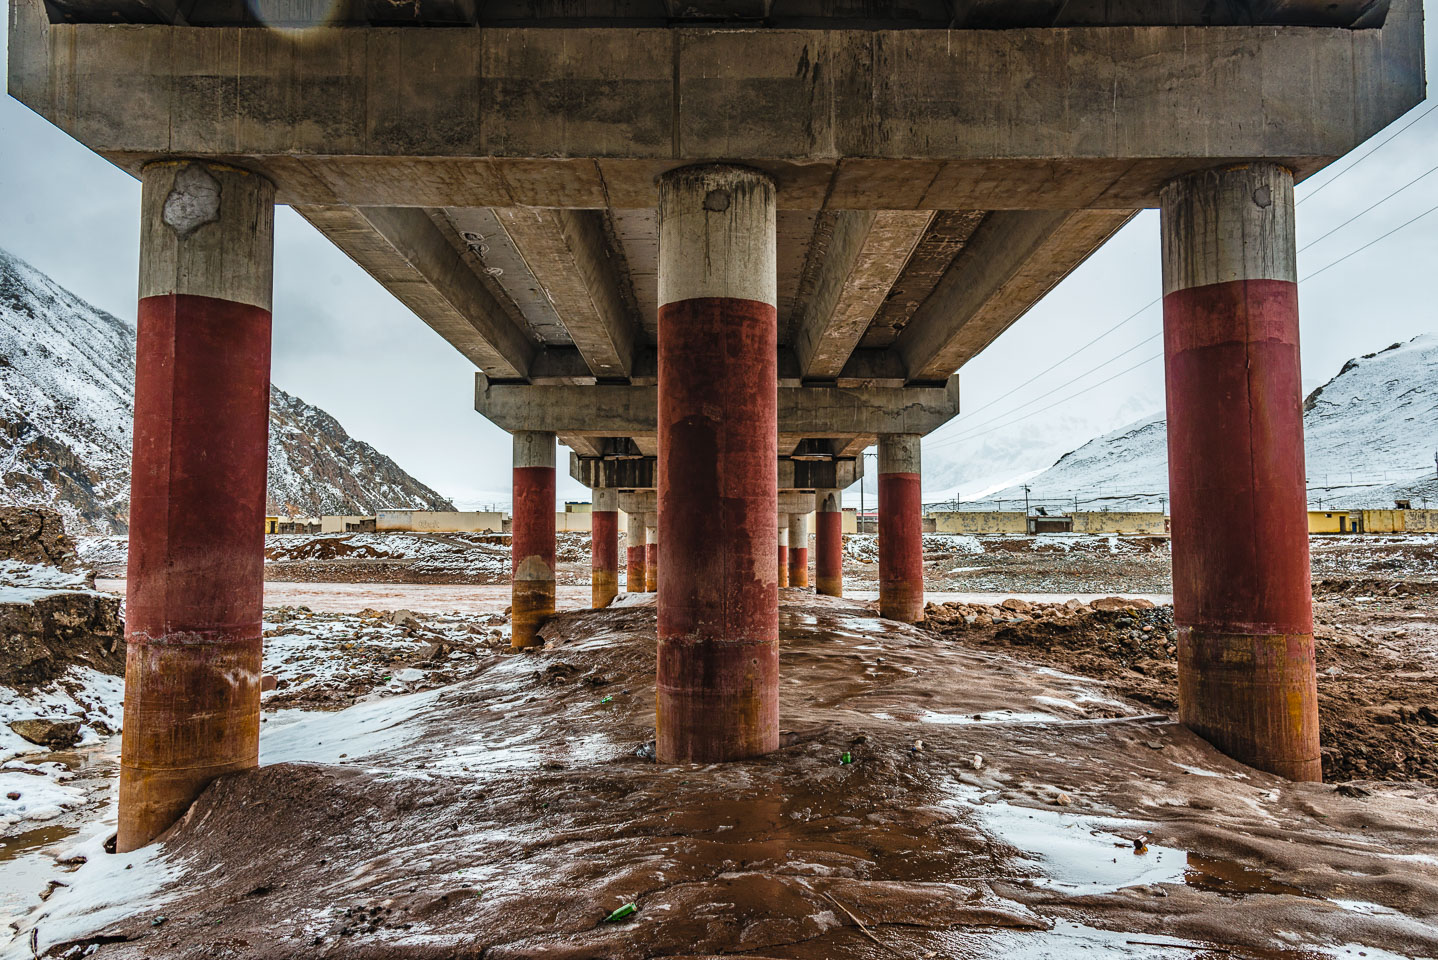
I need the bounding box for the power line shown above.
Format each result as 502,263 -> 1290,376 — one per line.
928,330 -> 1162,450
1297,101 -> 1438,206
1300,202 -> 1438,283
1297,162 -> 1438,253
925,195 -> 1438,449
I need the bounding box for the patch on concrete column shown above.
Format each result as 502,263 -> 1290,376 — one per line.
162,164 -> 222,237
514,554 -> 553,581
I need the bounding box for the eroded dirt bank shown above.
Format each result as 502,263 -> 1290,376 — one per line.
20,595 -> 1438,960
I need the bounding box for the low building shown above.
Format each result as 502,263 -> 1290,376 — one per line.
264,516 -> 279,535
1308,510 -> 1346,533
1071,511 -> 1168,535
320,515 -> 374,533
376,509 -> 507,533
931,511 -> 1026,535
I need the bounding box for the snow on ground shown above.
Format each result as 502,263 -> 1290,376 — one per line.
0,669 -> 123,764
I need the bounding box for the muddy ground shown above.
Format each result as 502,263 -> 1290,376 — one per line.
13,594 -> 1438,960
923,581 -> 1438,785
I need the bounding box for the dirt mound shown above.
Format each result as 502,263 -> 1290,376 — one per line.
27,597 -> 1438,960
923,596 -> 1438,784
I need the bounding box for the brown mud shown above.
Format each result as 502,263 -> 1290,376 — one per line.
29,595 -> 1438,960
922,584 -> 1438,784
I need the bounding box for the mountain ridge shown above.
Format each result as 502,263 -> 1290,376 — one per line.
0,248 -> 454,534
971,334 -> 1438,513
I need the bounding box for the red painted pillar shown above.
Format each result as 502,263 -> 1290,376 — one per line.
1161,163 -> 1320,781
816,488 -> 843,597
511,431 -> 556,649
645,516 -> 658,593
777,517 -> 789,588
879,434 -> 924,622
788,511 -> 810,589
591,488 -> 618,609
656,164 -> 778,763
118,160 -> 275,852
626,510 -> 647,593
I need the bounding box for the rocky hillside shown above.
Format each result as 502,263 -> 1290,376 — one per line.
978,334 -> 1438,512
0,249 -> 454,533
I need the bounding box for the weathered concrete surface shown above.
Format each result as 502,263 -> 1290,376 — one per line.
1161,163 -> 1319,782
481,375 -> 959,436
8,3 -> 1424,209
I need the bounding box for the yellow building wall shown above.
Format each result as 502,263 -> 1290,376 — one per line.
264,516 -> 279,534
931,511 -> 1027,534
555,511 -> 593,533
1402,509 -> 1438,533
1071,512 -> 1168,534
1308,511 -> 1344,533
1362,509 -> 1405,533
841,508 -> 858,535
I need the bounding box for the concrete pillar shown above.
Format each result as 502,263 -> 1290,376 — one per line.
118,160 -> 275,852
511,431 -> 556,649
656,164 -> 778,763
645,515 -> 659,593
777,516 -> 789,588
788,512 -> 810,589
878,434 -> 924,623
626,510 -> 647,593
591,488 -> 619,609
816,488 -> 843,597
1160,163 -> 1320,781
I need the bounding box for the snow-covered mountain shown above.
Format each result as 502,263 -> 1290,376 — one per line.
972,335 -> 1438,513
0,249 -> 454,533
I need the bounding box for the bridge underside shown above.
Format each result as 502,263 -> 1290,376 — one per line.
9,0 -> 1424,841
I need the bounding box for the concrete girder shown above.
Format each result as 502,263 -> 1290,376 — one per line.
489,208 -> 640,379
294,204 -> 535,378
570,453 -> 863,491
36,0 -> 1395,28
895,210 -> 1136,383
791,211 -> 934,380
10,6 -> 1424,210
778,491 -> 816,515
480,374 -> 959,437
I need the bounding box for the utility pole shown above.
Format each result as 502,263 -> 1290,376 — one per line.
1023,485 -> 1031,517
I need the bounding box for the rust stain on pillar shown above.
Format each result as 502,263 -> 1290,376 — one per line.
118,160 -> 274,852
816,489 -> 843,597
591,489 -> 618,609
656,165 -> 779,763
878,434 -> 924,623
1161,163 -> 1320,781
512,431 -> 556,649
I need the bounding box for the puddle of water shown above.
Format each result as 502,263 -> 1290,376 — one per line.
959,796 -> 1186,894
1183,854 -> 1307,898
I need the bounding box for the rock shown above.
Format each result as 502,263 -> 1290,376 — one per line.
389,609 -> 421,629
1051,792 -> 1072,806
999,598 -> 1030,614
1092,596 -> 1156,612
9,718 -> 83,749
260,675 -> 279,692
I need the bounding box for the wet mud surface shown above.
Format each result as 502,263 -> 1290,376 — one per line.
21,595 -> 1438,960
923,583 -> 1438,784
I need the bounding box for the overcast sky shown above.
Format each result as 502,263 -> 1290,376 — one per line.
1,15 -> 1434,509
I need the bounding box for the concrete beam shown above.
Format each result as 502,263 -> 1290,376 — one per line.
491,208 -> 639,379
895,210 -> 1136,382
792,211 -> 933,379
294,205 -> 535,378
10,2 -> 1424,210
481,374 -> 960,437
571,453 -> 656,490
778,457 -> 862,491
